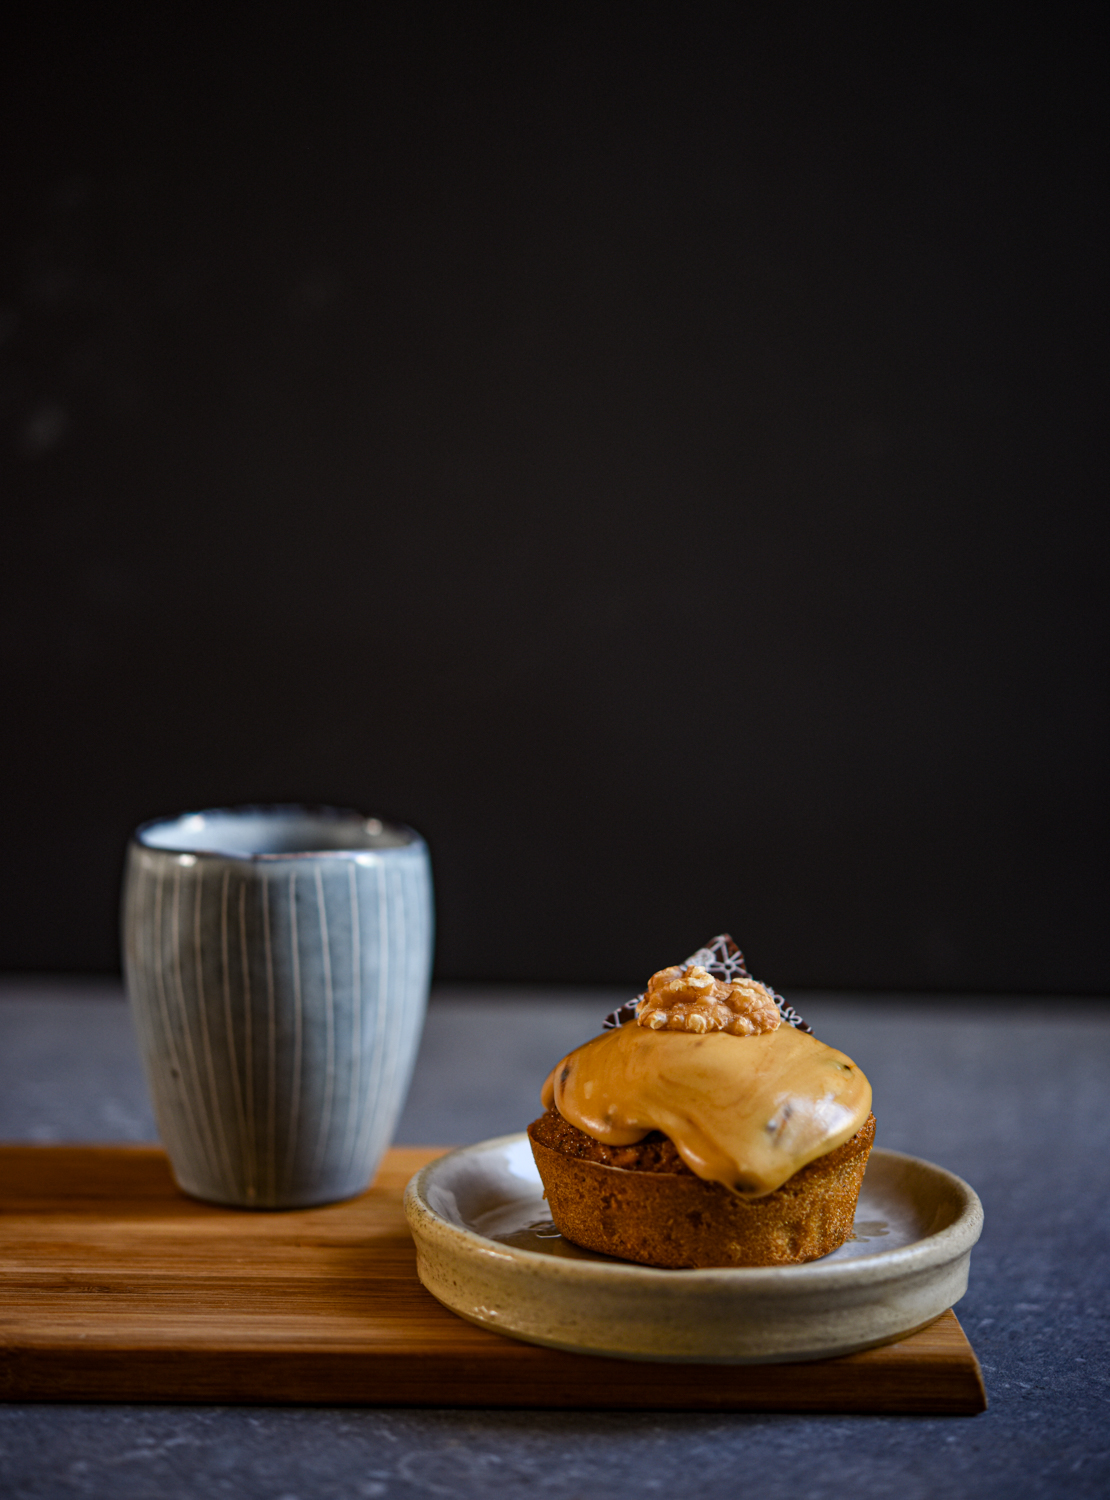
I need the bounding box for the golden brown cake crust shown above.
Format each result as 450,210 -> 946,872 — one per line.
527,1110 -> 876,1268
530,1109 -> 693,1174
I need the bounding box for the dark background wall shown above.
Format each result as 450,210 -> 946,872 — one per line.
2,5 -> 1106,992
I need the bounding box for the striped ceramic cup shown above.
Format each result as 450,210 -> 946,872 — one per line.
122,806 -> 433,1208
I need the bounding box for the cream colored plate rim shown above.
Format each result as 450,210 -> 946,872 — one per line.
404,1133 -> 984,1292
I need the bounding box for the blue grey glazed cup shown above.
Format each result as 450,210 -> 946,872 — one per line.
122,806 -> 433,1209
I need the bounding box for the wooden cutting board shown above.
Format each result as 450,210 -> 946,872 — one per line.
0,1145 -> 986,1413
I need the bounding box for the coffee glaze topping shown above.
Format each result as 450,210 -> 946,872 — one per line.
540,1023 -> 871,1198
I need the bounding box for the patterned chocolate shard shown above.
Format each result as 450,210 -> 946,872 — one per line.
769,993 -> 813,1034
603,932 -> 812,1034
602,998 -> 641,1030
687,932 -> 751,983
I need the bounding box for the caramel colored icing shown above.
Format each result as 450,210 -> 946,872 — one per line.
541,1023 -> 871,1198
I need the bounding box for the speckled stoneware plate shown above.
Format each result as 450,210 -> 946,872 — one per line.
404,1134 -> 983,1364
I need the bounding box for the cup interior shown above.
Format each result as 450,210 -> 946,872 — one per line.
137,806 -> 414,858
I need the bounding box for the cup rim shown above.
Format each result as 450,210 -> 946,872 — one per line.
131,804 -> 424,862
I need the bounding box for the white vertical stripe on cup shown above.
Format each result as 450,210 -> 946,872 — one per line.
354,861 -> 390,1172
173,865 -> 218,1187
283,868 -> 303,1193
387,863 -> 404,1084
372,860 -> 393,1163
401,861 -> 422,1070
413,871 -> 427,1058
134,863 -> 173,1138
311,865 -> 336,1180
128,870 -> 168,1134
153,867 -> 202,1173
262,870 -> 277,1204
239,881 -> 256,1201
387,864 -> 409,1142
221,868 -> 249,1197
341,862 -> 362,1182
399,861 -> 426,1094
194,862 -> 236,1199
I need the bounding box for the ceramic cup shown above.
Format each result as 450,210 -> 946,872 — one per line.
122,806 -> 433,1209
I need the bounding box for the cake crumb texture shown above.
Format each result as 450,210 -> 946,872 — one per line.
528,1110 -> 876,1268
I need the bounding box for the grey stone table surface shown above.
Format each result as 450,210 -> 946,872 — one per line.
0,978 -> 1107,1500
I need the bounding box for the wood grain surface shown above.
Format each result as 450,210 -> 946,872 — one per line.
0,1145 -> 986,1412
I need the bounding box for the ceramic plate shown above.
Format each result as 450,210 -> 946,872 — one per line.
404,1134 -> 983,1364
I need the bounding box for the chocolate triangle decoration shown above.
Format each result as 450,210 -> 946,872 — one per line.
603,933 -> 812,1034
602,997 -> 641,1029
687,932 -> 751,982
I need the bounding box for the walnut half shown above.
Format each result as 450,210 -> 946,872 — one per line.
636,964 -> 781,1037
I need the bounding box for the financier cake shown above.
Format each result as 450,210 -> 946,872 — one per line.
527,935 -> 875,1268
